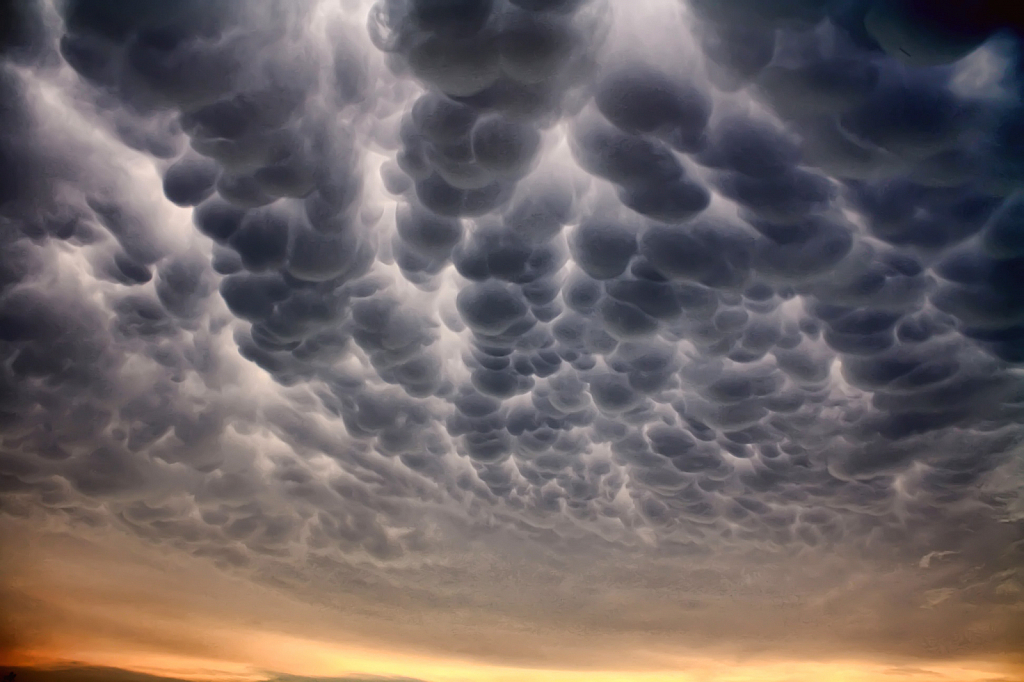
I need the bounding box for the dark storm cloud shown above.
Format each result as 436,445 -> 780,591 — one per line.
0,0 -> 1023,669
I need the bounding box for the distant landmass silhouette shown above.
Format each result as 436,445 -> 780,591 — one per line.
0,667 -> 192,682
1,665 -> 428,682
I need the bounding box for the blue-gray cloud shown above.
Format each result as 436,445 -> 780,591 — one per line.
1,0 -> 1023,667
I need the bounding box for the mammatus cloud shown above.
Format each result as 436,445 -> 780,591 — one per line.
1,0 -> 1023,679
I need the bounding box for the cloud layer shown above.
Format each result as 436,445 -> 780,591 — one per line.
1,0 -> 1023,673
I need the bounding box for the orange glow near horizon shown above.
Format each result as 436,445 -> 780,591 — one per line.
2,520 -> 1022,682
9,597 -> 1022,682
10,641 -> 1024,682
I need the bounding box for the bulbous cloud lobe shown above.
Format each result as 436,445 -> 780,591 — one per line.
1,0 -> 1023,670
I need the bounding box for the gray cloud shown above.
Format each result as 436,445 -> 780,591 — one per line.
1,0 -> 1023,673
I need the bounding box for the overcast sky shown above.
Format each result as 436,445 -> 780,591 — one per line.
1,1 -> 1023,681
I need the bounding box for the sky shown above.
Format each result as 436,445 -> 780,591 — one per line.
1,0 -> 1024,681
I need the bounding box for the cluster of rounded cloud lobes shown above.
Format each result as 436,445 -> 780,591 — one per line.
2,0 -> 1024,668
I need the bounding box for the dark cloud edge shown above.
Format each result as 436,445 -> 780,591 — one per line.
0,664 -> 428,682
